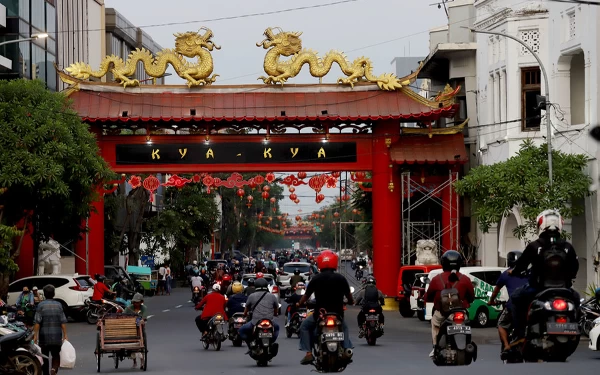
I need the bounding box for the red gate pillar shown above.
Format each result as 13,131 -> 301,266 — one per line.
15,220 -> 34,278
371,121 -> 401,302
441,169 -> 459,252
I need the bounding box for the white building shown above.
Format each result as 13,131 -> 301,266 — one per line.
474,0 -> 600,292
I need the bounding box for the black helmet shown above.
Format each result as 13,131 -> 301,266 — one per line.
294,269 -> 300,275
440,250 -> 463,272
255,278 -> 268,290
595,287 -> 600,302
366,276 -> 376,285
97,275 -> 106,282
247,278 -> 255,286
506,251 -> 522,268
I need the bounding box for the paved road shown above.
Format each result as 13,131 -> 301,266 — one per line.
65,283 -> 598,375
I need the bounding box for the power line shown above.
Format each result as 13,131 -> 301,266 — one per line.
546,0 -> 600,5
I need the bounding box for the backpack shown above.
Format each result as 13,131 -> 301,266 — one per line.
439,279 -> 462,314
539,241 -> 569,288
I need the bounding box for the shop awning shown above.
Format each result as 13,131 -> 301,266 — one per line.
390,133 -> 468,165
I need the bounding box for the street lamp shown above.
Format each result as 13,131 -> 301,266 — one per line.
0,33 -> 49,47
468,28 -> 553,187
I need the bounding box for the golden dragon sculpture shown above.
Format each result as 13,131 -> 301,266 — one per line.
64,27 -> 220,88
256,27 -> 410,90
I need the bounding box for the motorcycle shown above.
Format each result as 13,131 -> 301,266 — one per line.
504,288 -> 580,363
362,308 -> 384,346
0,329 -> 46,375
432,308 -> 477,366
85,299 -> 124,325
285,307 -> 307,338
202,313 -> 228,351
191,286 -> 206,304
579,297 -> 600,337
228,313 -> 247,347
248,319 -> 279,367
311,310 -> 353,372
355,266 -> 364,281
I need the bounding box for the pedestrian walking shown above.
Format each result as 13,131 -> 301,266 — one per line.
158,265 -> 166,295
165,263 -> 172,295
33,285 -> 68,375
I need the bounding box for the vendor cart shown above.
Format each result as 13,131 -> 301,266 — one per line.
127,266 -> 157,297
95,314 -> 148,372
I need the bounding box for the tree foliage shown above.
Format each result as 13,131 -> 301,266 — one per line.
0,79 -> 114,267
454,140 -> 592,238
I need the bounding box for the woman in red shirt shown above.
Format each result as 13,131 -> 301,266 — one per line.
194,284 -> 227,337
92,276 -> 115,301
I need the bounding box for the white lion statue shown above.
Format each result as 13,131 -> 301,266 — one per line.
38,239 -> 62,275
415,239 -> 439,265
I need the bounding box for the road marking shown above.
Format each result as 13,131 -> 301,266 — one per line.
187,300 -> 192,303
147,315 -> 154,319
175,305 -> 182,308
162,309 -> 170,312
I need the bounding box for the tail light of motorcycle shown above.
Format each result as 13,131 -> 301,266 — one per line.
368,309 -> 376,313
453,311 -> 465,324
236,318 -> 244,323
552,299 -> 568,311
300,313 -> 307,317
193,287 -> 200,292
326,317 -> 336,327
555,316 -> 568,323
214,314 -> 224,322
259,320 -> 272,328
272,286 -> 279,294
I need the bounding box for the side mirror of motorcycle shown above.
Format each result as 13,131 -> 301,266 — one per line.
350,286 -> 355,294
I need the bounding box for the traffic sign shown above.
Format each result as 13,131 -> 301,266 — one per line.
140,255 -> 155,267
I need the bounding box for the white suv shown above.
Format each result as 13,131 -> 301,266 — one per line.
7,274 -> 95,318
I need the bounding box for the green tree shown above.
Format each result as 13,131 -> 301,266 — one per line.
454,140 -> 592,239
0,79 -> 114,276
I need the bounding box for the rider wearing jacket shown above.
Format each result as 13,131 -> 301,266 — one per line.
290,269 -> 304,289
244,278 -> 256,296
285,282 -> 305,327
298,250 -> 354,365
355,276 -> 385,338
510,209 -> 580,339
424,250 -> 474,358
194,284 -> 227,337
226,282 -> 247,316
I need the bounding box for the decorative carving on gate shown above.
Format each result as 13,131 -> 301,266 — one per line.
256,27 -> 412,90
415,239 -> 439,265
62,28 -> 220,88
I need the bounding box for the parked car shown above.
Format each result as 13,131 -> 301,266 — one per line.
396,264 -> 442,317
340,249 -> 354,262
423,267 -> 508,327
7,274 -> 95,318
241,273 -> 281,311
232,250 -> 250,264
277,262 -> 310,297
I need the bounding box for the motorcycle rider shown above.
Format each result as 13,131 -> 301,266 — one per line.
297,250 -> 354,365
290,269 -> 304,289
308,257 -> 318,277
488,250 -> 527,353
285,282 -> 305,327
244,278 -> 256,296
199,269 -> 210,286
509,209 -> 580,340
221,274 -> 233,295
114,277 -> 134,306
424,250 -> 475,358
194,283 -> 228,338
232,260 -> 243,275
355,276 -> 385,338
267,260 -> 277,278
92,275 -> 116,302
226,282 -> 247,316
239,278 -> 280,349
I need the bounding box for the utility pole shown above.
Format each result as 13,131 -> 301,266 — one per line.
469,28 -> 553,186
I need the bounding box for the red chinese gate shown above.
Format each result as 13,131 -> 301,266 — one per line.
16,82 -> 467,297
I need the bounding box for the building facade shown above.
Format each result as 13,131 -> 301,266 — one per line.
474,0 -> 600,292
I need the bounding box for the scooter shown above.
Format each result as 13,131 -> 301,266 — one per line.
285,307 -> 307,338
362,308 -> 384,346
247,319 -> 278,366
201,313 -> 228,351
432,308 -> 477,366
85,298 -> 124,325
312,310 -> 352,372
228,312 -> 247,347
0,324 -> 46,375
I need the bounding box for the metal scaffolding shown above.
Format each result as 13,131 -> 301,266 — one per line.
401,171 -> 459,264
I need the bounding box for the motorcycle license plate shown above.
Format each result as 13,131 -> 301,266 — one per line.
258,332 -> 273,338
322,332 -> 344,341
234,324 -> 242,328
366,315 -> 378,321
546,322 -> 579,335
447,325 -> 471,335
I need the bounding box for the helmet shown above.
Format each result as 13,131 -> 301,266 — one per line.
506,251 -> 523,268
309,256 -> 314,261
440,250 -> 463,272
97,275 -> 106,282
247,278 -> 255,286
194,270 -> 200,276
536,209 -> 563,234
595,287 -> 600,301
255,278 -> 269,290
232,282 -> 243,294
192,260 -> 198,265
316,250 -> 338,271
212,283 -> 221,291
201,269 -> 206,274
294,269 -> 300,275
256,272 -> 264,279
223,274 -> 232,282
366,276 -> 376,285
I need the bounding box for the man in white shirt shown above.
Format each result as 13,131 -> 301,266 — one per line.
191,274 -> 203,288
158,266 -> 166,295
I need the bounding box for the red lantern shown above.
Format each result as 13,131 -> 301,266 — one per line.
265,220 -> 270,225
263,185 -> 270,192
356,171 -> 367,180
249,180 -> 257,190
262,191 -> 270,200
236,188 -> 245,198
321,215 -> 325,219
317,193 -> 325,201
331,172 -> 341,178
270,197 -> 276,204
246,195 -> 254,202
298,172 -> 307,179
289,193 -> 297,201
294,199 -> 300,204
142,175 -> 160,202
272,207 -> 276,212
296,215 -> 301,221
333,212 -> 340,218
342,194 -> 350,201
265,172 -> 276,183
289,187 -> 295,193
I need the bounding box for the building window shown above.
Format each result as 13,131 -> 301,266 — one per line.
518,29 -> 540,56
521,67 -> 541,130
568,12 -> 576,40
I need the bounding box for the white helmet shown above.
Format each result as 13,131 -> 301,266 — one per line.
536,209 -> 563,234
212,283 -> 221,291
193,260 -> 198,265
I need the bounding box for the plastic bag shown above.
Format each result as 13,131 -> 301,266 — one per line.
60,340 -> 76,369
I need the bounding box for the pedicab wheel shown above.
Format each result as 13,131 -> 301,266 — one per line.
96,333 -> 101,372
143,350 -> 148,371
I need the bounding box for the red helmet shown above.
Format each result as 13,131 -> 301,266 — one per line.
223,274 -> 232,282
256,272 -> 264,279
309,256 -> 314,261
316,250 -> 338,270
